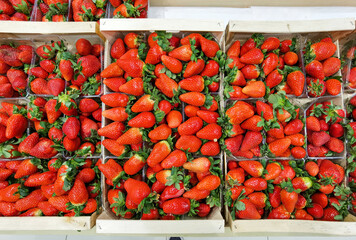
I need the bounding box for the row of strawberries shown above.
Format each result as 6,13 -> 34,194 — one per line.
224,34 -> 342,99
0,0 -> 147,21
0,37 -> 103,98
97,31 -> 225,219
0,37 -> 105,216
226,159 -> 351,220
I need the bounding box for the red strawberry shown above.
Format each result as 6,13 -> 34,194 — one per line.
30,139 -> 58,159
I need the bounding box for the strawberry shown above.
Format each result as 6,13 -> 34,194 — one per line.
14,158 -> 38,179
183,186 -> 210,200
59,59 -> 73,81
116,127 -> 143,145
307,203 -> 323,219
124,178 -> 150,205
305,60 -> 325,80
196,123 -> 221,141
201,60 -> 219,77
323,57 -> 340,77
166,110 -> 183,128
240,48 -> 264,65
102,139 -> 126,157
269,138 -> 291,156
68,179 -> 88,206
178,117 -> 203,136
161,149 -> 187,169
98,122 -> 125,139
310,131 -> 330,147
234,198 -> 261,219
124,152 -> 147,176
116,59 -> 145,78
149,124 -> 172,141
306,116 -> 320,131
102,107 -> 128,122
183,59 -> 205,78
5,113 -> 27,139
264,162 -> 281,180
286,70 -> 304,96
200,36 -> 219,58
155,73 -> 178,98
242,80 -> 265,98
30,139 -> 58,159
0,202 -> 18,216
111,38 -> 125,59
284,52 -> 298,66
281,186 -> 299,213
162,197 -> 191,215
179,75 -> 205,92
200,141 -> 220,156
262,52 -> 279,76
239,131 -> 263,152
15,189 -> 46,212
196,175 -> 220,191
79,99 -> 99,113
168,45 -> 193,62
101,62 -> 124,78
18,133 -> 39,155
175,135 -> 201,153
267,205 -> 290,219
128,112 -> 155,129
226,101 -> 254,125
292,177 -> 313,192
48,195 -> 71,213
45,99 -> 62,124
62,117 -> 80,140
325,137 -> 344,153
161,55 -> 182,74
239,161 -> 263,177
24,171 -> 56,187
261,37 -> 280,52
308,79 -> 326,97
227,40 -> 240,58
0,168 -> 12,181
284,119 -> 303,135
183,157 -> 210,173
308,41 -> 337,61
38,201 -> 59,216
325,79 -> 341,96
147,140 -> 171,167
77,55 -> 101,78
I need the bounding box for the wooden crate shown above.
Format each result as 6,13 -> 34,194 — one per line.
0,21 -> 104,230
97,18 -> 225,234
224,18 -> 356,235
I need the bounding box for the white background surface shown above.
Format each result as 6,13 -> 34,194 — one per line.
2,5 -> 356,240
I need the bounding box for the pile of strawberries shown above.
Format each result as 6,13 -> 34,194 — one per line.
0,156 -> 100,216
226,159 -> 351,221
31,38 -> 103,96
305,37 -> 342,97
224,34 -> 305,99
0,43 -> 33,97
223,92 -> 306,160
0,0 -> 34,21
110,0 -> 147,19
98,31 -> 223,219
0,97 -> 101,216
306,100 -> 345,157
33,0 -> 70,22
